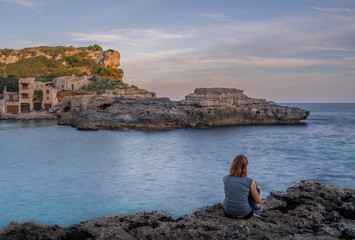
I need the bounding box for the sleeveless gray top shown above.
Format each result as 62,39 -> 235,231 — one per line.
223,175 -> 253,216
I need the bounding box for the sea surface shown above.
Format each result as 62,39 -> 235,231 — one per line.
0,103 -> 354,228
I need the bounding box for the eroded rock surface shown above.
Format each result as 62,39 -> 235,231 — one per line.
58,88 -> 310,130
1,180 -> 354,240
0,47 -> 120,68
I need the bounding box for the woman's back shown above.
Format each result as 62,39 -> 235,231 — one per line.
223,175 -> 253,216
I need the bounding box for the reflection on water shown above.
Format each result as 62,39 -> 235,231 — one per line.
0,119 -> 58,130
0,103 -> 354,227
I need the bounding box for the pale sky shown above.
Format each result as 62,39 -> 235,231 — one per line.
1,0 -> 354,102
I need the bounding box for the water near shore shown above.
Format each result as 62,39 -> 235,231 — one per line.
0,103 -> 354,228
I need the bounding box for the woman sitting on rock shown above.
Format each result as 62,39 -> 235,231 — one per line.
223,154 -> 262,219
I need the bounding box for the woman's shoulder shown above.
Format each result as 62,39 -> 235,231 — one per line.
244,176 -> 254,186
223,175 -> 238,183
224,175 -> 253,183
223,175 -> 231,181
245,176 -> 253,181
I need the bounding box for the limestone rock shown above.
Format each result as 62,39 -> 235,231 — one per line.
103,50 -> 120,68
58,87 -> 310,130
1,180 -> 354,239
0,47 -> 120,68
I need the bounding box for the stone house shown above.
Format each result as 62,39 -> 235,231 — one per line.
52,75 -> 89,92
2,86 -> 20,113
19,78 -> 58,113
0,99 -> 4,115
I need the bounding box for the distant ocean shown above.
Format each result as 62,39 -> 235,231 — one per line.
0,103 -> 354,228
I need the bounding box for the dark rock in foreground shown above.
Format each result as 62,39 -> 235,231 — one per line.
57,88 -> 310,130
1,180 -> 354,240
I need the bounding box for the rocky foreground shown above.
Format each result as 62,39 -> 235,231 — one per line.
1,180 -> 354,240
58,88 -> 310,130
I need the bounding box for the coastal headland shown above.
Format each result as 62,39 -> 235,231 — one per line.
57,87 -> 310,130
0,45 -> 309,129
1,180 -> 354,239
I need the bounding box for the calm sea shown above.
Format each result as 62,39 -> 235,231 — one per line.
0,103 -> 354,228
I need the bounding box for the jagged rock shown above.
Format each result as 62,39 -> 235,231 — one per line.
58,88 -> 310,130
1,180 -> 354,239
103,51 -> 120,68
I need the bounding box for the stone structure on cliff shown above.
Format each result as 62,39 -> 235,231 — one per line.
57,88 -> 310,130
1,180 -> 354,239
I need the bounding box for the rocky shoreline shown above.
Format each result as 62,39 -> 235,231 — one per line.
57,88 -> 310,130
1,180 -> 354,240
1,88 -> 310,129
0,112 -> 58,120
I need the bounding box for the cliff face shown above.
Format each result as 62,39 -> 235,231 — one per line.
58,87 -> 310,130
103,51 -> 120,68
0,46 -> 120,68
1,180 -> 354,239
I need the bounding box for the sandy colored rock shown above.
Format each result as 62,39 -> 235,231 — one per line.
103,51 -> 120,68
0,47 -> 120,68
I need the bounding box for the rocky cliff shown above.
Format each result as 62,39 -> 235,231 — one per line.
0,46 -> 120,68
58,88 -> 310,130
1,180 -> 354,240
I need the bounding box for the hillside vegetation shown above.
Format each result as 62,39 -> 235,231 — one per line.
0,45 -> 144,94
0,44 -> 123,83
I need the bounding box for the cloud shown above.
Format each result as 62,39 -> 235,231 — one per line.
172,13 -> 227,20
71,29 -> 195,49
72,33 -> 125,43
70,8 -> 355,102
301,46 -> 349,51
123,49 -> 353,69
0,0 -> 40,7
308,7 -> 354,13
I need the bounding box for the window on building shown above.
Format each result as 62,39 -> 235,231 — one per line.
22,93 -> 29,99
62,84 -> 64,89
46,90 -> 49,94
47,97 -> 49,100
22,83 -> 29,89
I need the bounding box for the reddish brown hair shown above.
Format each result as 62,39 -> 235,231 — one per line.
229,154 -> 248,177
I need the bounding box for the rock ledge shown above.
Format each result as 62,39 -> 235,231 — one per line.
58,88 -> 310,130
1,180 -> 354,240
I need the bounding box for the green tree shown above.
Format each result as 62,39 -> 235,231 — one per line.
98,66 -> 123,80
0,76 -> 19,93
33,90 -> 43,101
87,44 -> 103,51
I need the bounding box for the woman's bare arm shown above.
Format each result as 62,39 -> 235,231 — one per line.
251,181 -> 262,204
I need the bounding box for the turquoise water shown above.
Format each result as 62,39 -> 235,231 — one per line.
0,103 -> 354,227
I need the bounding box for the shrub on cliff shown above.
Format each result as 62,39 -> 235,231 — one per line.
4,56 -> 66,77
87,44 -> 103,51
0,45 -> 123,81
0,48 -> 15,57
66,52 -> 90,67
83,76 -> 129,92
3,55 -> 94,78
97,66 -> 123,80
